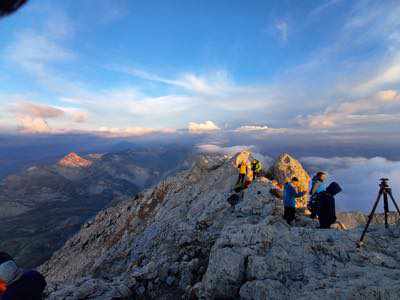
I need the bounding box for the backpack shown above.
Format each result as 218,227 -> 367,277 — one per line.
227,194 -> 240,207
308,192 -> 321,211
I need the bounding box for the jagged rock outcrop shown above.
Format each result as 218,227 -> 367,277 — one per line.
40,151 -> 400,299
270,153 -> 310,208
58,152 -> 93,168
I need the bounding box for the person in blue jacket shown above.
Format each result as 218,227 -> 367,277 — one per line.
0,252 -> 46,300
283,177 -> 306,225
308,171 -> 327,219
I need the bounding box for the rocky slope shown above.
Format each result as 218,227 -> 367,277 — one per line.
0,148 -> 190,268
40,152 -> 400,299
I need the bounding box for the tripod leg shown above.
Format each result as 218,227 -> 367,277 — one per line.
384,192 -> 389,228
388,191 -> 400,216
358,190 -> 383,245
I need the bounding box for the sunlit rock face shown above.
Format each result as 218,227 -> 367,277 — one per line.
57,152 -> 93,168
41,151 -> 400,300
270,153 -> 310,208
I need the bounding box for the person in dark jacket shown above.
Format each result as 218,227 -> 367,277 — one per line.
318,182 -> 342,229
283,177 -> 306,225
0,252 -> 46,300
308,171 -> 327,219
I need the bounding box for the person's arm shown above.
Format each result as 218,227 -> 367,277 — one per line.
287,184 -> 304,198
295,190 -> 306,198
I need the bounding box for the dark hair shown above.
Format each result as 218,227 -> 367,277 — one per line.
0,252 -> 13,265
316,171 -> 326,179
292,177 -> 299,182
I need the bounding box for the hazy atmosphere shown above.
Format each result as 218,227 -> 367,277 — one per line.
1,1 -> 400,298
1,0 -> 399,212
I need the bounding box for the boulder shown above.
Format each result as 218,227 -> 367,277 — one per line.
270,153 -> 310,208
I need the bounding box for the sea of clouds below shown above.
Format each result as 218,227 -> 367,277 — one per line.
300,156 -> 400,213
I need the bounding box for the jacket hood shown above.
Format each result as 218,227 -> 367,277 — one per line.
326,182 -> 342,196
0,260 -> 23,285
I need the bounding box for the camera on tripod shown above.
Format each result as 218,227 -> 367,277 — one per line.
380,178 -> 389,189
358,177 -> 400,247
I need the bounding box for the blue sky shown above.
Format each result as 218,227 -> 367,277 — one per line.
0,0 -> 399,136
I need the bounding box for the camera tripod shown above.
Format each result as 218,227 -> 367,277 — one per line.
357,178 -> 400,247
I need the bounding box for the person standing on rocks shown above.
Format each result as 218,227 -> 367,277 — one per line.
251,159 -> 262,179
283,177 -> 307,225
308,171 -> 327,219
236,160 -> 248,186
318,182 -> 342,229
0,252 -> 46,300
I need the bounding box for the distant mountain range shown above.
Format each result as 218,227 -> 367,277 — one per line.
0,147 -> 191,268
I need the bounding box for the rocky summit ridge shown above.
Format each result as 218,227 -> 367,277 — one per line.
40,152 -> 400,299
58,152 -> 93,168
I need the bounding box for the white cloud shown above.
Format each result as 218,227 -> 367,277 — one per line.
298,90 -> 400,129
61,88 -> 196,128
188,121 -> 220,133
235,125 -> 269,132
9,101 -> 89,133
6,30 -> 74,73
97,126 -> 175,137
353,56 -> 400,94
115,66 -> 231,96
377,89 -> 400,102
275,20 -> 288,42
59,107 -> 89,123
300,156 -> 400,212
13,102 -> 65,119
234,125 -> 290,135
16,116 -> 51,133
309,0 -> 342,16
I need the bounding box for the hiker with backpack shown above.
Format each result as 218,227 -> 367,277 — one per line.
318,182 -> 342,229
236,160 -> 248,186
308,171 -> 327,219
0,252 -> 46,300
283,177 -> 307,225
251,159 -> 262,178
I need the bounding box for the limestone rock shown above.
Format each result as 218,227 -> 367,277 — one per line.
271,153 -> 310,208
40,151 -> 400,300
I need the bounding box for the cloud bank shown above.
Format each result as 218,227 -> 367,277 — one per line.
301,156 -> 400,212
10,102 -> 88,133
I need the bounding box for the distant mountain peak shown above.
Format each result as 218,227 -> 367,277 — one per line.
58,152 -> 92,168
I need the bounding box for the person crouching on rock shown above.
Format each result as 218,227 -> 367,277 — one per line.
0,252 -> 46,300
318,182 -> 342,229
236,160 -> 248,186
283,177 -> 307,225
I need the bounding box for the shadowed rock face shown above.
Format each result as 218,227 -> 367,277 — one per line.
40,152 -> 400,300
271,153 -> 310,208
